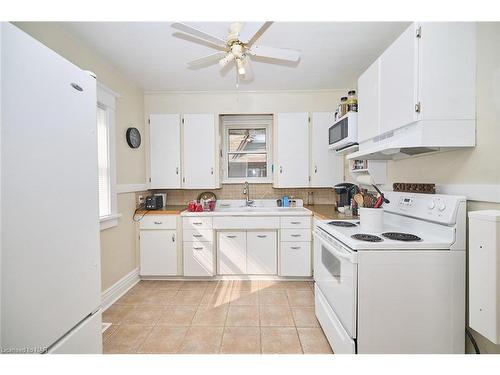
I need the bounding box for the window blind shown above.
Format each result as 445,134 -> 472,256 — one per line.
97,106 -> 111,218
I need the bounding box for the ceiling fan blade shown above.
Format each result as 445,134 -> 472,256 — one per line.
171,22 -> 227,47
249,45 -> 301,62
173,32 -> 226,51
187,52 -> 227,67
238,22 -> 272,45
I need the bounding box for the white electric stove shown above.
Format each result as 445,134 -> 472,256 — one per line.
313,191 -> 467,354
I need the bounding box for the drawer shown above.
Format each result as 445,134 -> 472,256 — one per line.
139,215 -> 177,230
182,216 -> 213,230
281,229 -> 312,242
281,216 -> 311,229
280,242 -> 312,277
183,229 -> 213,242
213,216 -> 279,229
183,241 -> 214,277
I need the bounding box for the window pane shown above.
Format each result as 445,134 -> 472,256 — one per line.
97,107 -> 111,217
228,128 -> 266,152
228,153 -> 267,178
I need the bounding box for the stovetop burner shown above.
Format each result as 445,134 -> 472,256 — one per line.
351,233 -> 383,242
382,232 -> 422,242
328,221 -> 358,227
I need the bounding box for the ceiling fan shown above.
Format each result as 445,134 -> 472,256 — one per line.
171,22 -> 301,86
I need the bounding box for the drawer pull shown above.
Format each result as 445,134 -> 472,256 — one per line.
257,235 -> 267,238
192,222 -> 203,225
154,221 -> 162,225
226,235 -> 237,238
290,221 -> 301,224
291,246 -> 301,250
193,246 -> 204,250
291,234 -> 302,237
193,234 -> 203,238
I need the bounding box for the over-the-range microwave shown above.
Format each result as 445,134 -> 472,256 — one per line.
328,112 -> 358,151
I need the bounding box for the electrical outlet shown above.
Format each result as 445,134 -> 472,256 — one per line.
137,194 -> 145,206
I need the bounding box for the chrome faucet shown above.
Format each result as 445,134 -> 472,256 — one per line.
243,181 -> 254,207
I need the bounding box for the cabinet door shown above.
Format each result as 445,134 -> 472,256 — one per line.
418,22 -> 476,121
379,23 -> 418,134
183,241 -> 214,277
247,231 -> 277,275
217,231 -> 247,275
358,59 -> 380,142
140,230 -> 177,276
149,114 -> 181,188
182,114 -> 218,189
274,112 -> 310,188
280,242 -> 312,277
310,112 -> 343,187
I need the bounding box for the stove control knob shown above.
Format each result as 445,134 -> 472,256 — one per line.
438,201 -> 446,211
428,200 -> 436,210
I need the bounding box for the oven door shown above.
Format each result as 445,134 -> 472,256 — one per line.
313,230 -> 358,338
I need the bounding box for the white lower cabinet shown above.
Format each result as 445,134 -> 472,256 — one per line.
280,242 -> 312,277
247,231 -> 278,275
218,231 -> 247,275
183,241 -> 214,277
139,215 -> 178,276
216,230 -> 278,275
140,230 -> 178,276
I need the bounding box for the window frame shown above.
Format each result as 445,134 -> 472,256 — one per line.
97,83 -> 120,230
221,116 -> 273,184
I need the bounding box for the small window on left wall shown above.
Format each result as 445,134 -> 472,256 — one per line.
97,83 -> 120,230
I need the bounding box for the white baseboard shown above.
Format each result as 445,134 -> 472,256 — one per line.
101,268 -> 140,311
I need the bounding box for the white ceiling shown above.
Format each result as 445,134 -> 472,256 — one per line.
60,22 -> 410,91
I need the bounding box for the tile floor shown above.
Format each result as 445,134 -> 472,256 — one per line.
102,280 -> 333,354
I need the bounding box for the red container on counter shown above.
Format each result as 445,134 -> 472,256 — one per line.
187,201 -> 197,212
208,200 -> 216,211
195,203 -> 204,212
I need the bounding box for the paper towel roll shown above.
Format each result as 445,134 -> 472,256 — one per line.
355,174 -> 374,186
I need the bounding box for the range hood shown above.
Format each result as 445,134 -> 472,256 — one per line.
347,120 -> 476,161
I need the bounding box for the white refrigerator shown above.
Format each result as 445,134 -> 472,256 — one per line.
1,22 -> 102,353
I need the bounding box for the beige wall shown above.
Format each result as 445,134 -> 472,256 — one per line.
385,23 -> 500,354
14,22 -> 146,291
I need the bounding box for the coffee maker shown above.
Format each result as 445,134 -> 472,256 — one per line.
334,183 -> 357,210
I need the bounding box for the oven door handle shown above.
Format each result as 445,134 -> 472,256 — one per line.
313,231 -> 356,263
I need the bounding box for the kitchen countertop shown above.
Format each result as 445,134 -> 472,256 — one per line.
304,204 -> 359,221
137,205 -> 186,215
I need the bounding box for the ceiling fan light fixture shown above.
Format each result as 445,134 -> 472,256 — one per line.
236,58 -> 246,75
219,53 -> 235,67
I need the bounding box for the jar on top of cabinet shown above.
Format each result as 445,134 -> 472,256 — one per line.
347,90 -> 358,112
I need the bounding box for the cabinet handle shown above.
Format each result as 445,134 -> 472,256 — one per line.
291,246 -> 301,250
154,221 -> 162,225
193,234 -> 203,238
280,166 -> 283,174
172,234 -> 175,242
226,235 -> 237,238
210,167 -> 214,175
257,235 -> 267,238
193,246 -> 204,250
291,234 -> 301,237
314,165 -> 318,173
176,167 -> 179,175
291,221 -> 301,224
70,82 -> 83,92
192,222 -> 203,225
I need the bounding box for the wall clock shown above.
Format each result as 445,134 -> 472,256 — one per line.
126,127 -> 141,149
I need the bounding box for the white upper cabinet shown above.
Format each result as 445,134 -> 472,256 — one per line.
274,112 -> 310,188
357,59 -> 381,143
149,114 -> 181,189
310,112 -> 344,187
379,23 -> 418,134
182,114 -> 219,189
417,22 -> 476,121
